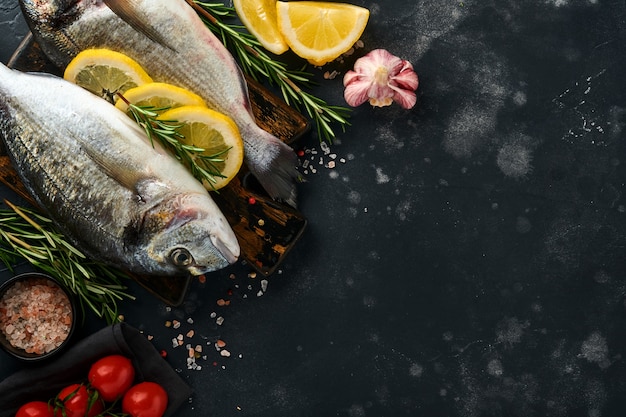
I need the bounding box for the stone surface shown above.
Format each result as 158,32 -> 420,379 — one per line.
1,1 -> 625,416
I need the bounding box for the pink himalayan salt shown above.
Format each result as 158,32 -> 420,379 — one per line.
0,278 -> 72,355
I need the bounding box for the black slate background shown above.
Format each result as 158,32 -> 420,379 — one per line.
1,1 -> 626,416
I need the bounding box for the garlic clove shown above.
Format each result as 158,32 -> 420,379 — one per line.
342,48 -> 418,109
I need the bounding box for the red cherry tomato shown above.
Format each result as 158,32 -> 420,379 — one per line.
122,382 -> 168,417
15,401 -> 54,417
88,354 -> 136,402
54,384 -> 104,417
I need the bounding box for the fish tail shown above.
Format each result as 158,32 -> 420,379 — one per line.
244,127 -> 299,207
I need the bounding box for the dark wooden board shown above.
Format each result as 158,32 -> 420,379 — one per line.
2,34 -> 309,306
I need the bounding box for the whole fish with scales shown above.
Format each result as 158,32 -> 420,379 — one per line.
19,0 -> 300,206
0,63 -> 240,276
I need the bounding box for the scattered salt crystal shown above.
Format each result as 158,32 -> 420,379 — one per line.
172,320 -> 181,329
220,350 -> 231,357
186,330 -> 195,338
187,318 -> 194,324
216,316 -> 224,326
171,338 -> 178,348
257,290 -> 264,297
327,161 -> 336,169
210,312 -> 217,319
261,279 -> 268,292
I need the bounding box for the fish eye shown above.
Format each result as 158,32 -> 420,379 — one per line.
170,248 -> 193,267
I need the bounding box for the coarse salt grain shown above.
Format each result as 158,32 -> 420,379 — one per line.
0,278 -> 72,355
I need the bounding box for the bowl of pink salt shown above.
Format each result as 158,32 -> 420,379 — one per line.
0,272 -> 77,361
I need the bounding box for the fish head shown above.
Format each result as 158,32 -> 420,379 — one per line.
134,193 -> 240,276
18,0 -> 98,66
19,0 -> 79,25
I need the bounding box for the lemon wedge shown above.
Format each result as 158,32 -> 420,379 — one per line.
115,82 -> 207,114
276,1 -> 370,66
234,0 -> 288,55
64,49 -> 153,103
158,106 -> 244,191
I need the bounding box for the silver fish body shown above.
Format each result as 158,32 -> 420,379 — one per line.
0,64 -> 240,276
19,0 -> 299,206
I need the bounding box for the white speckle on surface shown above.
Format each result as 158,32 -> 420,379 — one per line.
347,191 -> 361,205
362,295 -> 376,308
443,104 -> 497,159
496,143 -> 533,179
547,0 -> 570,7
409,363 -> 423,377
375,167 -> 390,184
487,359 -> 504,377
395,200 -> 412,221
580,332 -> 610,368
513,90 -> 527,106
495,317 -> 528,345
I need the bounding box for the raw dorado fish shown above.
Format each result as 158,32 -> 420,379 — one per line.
0,63 -> 239,276
19,0 -> 300,206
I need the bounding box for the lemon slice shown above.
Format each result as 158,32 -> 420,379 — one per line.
158,106 -> 244,190
64,49 -> 153,103
115,82 -> 207,114
276,1 -> 370,66
234,0 -> 288,55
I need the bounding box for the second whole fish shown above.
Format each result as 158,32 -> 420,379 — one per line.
0,63 -> 240,276
19,0 -> 300,206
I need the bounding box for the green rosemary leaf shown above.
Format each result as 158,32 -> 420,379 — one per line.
0,201 -> 134,323
191,0 -> 351,143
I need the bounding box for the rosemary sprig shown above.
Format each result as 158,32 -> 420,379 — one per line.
190,1 -> 352,143
119,96 -> 229,190
0,200 -> 133,323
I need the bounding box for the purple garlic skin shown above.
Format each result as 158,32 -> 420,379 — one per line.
343,49 -> 419,109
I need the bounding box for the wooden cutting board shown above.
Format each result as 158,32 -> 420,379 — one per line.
2,34 -> 309,306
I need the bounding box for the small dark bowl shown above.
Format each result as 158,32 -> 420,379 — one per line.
0,272 -> 78,362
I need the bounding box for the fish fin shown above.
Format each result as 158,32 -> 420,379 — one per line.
80,137 -> 150,198
103,0 -> 176,51
246,129 -> 300,208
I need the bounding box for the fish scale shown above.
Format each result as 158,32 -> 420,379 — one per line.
20,0 -> 300,206
0,64 -> 240,276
